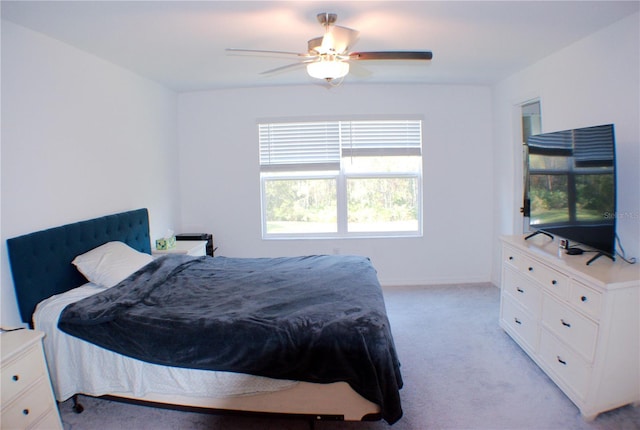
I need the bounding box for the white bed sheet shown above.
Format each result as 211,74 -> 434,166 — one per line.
34,284 -> 298,402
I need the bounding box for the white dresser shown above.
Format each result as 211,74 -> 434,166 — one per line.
1,329 -> 63,430
499,234 -> 639,420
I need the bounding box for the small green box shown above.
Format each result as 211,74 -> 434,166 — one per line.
155,236 -> 176,250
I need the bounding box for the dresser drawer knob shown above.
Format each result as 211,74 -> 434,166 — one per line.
12,374 -> 19,381
561,319 -> 571,328
551,280 -> 557,285
22,408 -> 30,416
514,317 -> 522,325
557,356 -> 567,366
528,267 -> 534,272
581,296 -> 588,302
516,287 -> 524,293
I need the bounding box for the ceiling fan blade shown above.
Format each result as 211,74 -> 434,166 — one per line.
350,51 -> 433,61
307,36 -> 323,54
226,48 -> 308,57
322,25 -> 359,54
260,61 -> 312,75
347,61 -> 372,78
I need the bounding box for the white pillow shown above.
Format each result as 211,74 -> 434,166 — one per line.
72,241 -> 153,288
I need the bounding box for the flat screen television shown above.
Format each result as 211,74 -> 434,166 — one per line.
524,124 -> 616,263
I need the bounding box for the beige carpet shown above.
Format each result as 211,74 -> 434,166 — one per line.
58,283 -> 640,429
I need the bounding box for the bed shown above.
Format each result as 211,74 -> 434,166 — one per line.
7,208 -> 403,425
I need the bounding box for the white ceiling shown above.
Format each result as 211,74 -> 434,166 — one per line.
2,1 -> 638,92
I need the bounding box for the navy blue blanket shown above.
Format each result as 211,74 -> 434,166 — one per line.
59,254 -> 403,424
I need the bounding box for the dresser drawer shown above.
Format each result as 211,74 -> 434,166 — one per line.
569,281 -> 603,320
502,246 -> 525,271
503,268 -> 542,316
1,344 -> 46,403
503,247 -> 530,273
526,262 -> 569,299
501,295 -> 538,351
542,294 -> 598,361
503,246 -> 569,298
1,377 -> 55,429
539,329 -> 590,400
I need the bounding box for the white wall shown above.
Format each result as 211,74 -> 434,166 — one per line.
491,13 -> 640,284
1,21 -> 180,326
177,83 -> 494,286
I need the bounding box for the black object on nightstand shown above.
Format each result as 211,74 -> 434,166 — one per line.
175,233 -> 215,256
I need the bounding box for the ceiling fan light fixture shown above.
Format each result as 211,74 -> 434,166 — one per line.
307,59 -> 349,81
229,13 -> 432,85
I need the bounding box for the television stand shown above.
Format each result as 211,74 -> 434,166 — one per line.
586,251 -> 614,266
524,230 -> 554,241
499,235 -> 639,421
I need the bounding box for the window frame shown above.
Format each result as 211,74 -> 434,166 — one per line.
259,118 -> 423,240
260,171 -> 341,238
342,171 -> 422,237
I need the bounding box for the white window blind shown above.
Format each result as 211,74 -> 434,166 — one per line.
259,122 -> 341,172
341,120 -> 422,157
259,119 -> 422,171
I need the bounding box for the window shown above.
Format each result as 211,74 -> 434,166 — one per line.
259,119 -> 423,238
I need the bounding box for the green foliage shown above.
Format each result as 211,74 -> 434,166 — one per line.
265,179 -> 337,223
264,176 -> 419,231
347,178 -> 418,223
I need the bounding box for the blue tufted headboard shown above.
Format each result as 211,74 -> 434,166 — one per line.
7,208 -> 151,325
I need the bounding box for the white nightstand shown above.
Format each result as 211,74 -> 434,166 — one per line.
152,240 -> 207,257
1,329 -> 63,430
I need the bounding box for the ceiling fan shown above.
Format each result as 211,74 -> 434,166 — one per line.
226,12 -> 433,83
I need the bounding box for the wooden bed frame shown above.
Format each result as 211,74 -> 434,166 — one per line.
6,209 -> 382,426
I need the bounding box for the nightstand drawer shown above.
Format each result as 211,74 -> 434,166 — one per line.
1,344 -> 46,403
542,294 -> 598,361
1,329 -> 63,430
1,377 -> 55,429
31,408 -> 64,430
